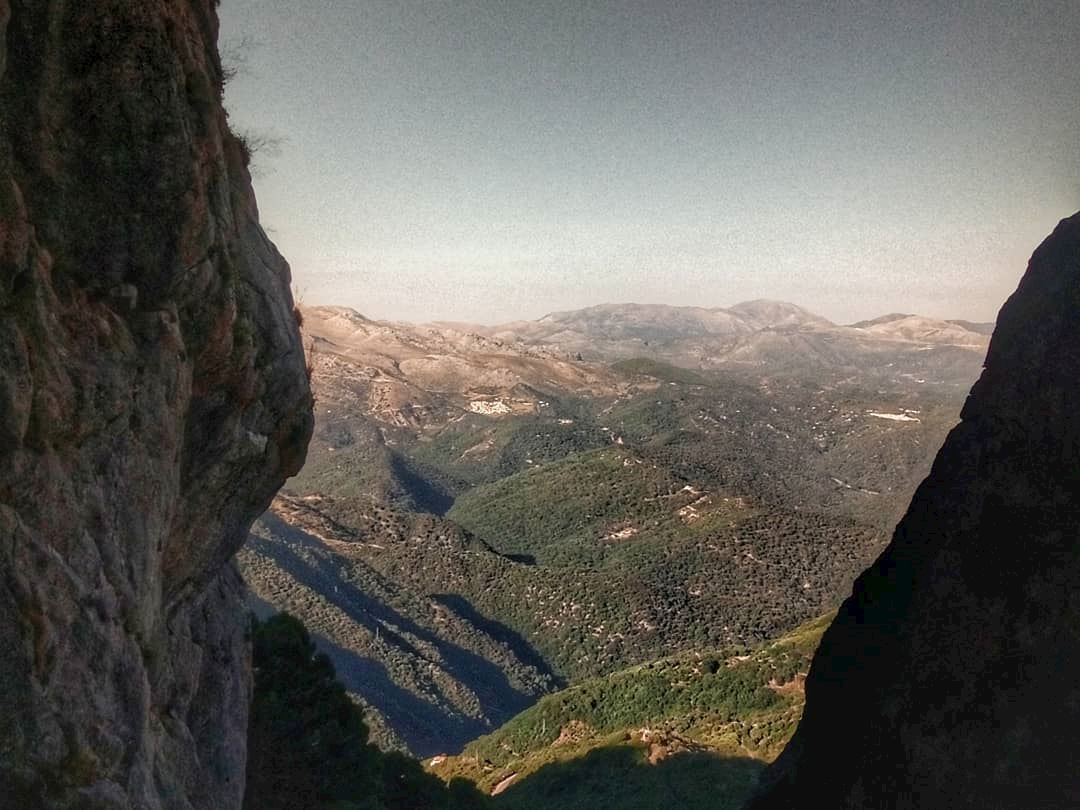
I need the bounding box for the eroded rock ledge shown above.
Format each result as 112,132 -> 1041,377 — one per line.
0,2 -> 313,807
747,212 -> 1080,809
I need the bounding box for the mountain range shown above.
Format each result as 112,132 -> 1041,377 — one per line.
435,300 -> 990,371
238,299 -> 989,758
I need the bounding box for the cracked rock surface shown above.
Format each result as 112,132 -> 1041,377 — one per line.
0,2 -> 313,807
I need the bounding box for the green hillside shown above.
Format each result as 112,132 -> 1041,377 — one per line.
448,447 -> 752,566
430,613 -> 831,807
248,324 -> 972,755
407,410 -> 611,494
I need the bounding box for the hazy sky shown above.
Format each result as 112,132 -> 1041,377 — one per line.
219,1 -> 1079,324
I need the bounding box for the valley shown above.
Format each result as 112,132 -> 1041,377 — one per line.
238,301 -> 988,762
7,3 -> 1070,806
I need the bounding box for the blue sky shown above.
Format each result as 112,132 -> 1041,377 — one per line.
219,0 -> 1079,324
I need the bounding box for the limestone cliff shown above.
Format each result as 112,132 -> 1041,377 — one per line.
0,2 -> 313,807
747,213 -> 1080,808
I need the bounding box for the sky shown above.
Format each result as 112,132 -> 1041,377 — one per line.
218,0 -> 1080,325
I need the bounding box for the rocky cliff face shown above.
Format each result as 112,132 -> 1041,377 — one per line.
0,2 -> 313,807
747,212 -> 1080,808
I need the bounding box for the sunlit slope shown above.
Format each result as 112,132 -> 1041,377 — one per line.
431,613 -> 831,807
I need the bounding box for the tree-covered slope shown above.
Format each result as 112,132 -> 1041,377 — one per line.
240,487 -> 863,757
431,614 -> 830,808
241,303 -> 984,756
448,446 -> 753,565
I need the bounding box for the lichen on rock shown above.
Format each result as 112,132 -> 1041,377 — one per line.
0,2 -> 313,807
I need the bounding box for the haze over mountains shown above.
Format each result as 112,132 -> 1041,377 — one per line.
434,300 -> 991,371
239,298 -> 990,758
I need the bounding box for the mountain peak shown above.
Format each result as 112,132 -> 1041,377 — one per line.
725,299 -> 835,329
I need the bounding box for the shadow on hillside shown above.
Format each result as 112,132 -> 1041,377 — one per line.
248,516 -> 552,754
390,453 -> 456,515
431,593 -> 564,691
501,553 -> 537,565
313,633 -> 489,756
494,744 -> 765,810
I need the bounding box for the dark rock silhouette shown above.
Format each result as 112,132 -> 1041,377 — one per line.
496,743 -> 764,809
747,212 -> 1080,809
0,2 -> 312,807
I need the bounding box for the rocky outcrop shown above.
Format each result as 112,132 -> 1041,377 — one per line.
0,2 -> 313,808
747,213 -> 1080,808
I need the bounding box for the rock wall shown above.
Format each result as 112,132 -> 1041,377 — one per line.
747,213 -> 1080,808
0,2 -> 313,807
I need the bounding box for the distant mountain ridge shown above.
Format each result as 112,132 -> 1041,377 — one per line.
945,318 -> 996,335
299,304 -> 628,431
847,313 -> 990,346
726,300 -> 835,331
480,300 -> 829,352
420,300 -> 992,369
849,312 -> 995,336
